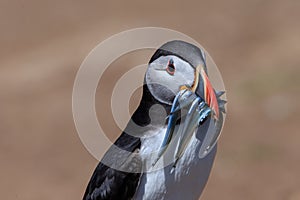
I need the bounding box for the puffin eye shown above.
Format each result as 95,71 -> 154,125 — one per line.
166,59 -> 175,75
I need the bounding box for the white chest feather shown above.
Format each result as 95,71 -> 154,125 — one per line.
133,126 -> 215,200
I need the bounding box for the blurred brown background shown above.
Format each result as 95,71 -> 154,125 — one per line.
1,0 -> 299,199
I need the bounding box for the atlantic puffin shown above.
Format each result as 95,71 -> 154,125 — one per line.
83,40 -> 226,200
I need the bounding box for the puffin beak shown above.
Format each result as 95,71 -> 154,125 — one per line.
196,66 -> 219,120
179,66 -> 219,120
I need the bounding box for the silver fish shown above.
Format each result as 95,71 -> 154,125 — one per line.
173,98 -> 211,168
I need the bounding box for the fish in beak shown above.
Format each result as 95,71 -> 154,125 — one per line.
152,65 -> 226,169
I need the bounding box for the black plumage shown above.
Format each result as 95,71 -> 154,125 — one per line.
83,132 -> 142,200
83,84 -> 171,200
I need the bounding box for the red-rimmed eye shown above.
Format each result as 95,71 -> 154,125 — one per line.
166,59 -> 175,75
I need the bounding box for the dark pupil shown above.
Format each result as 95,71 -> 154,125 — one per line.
168,59 -> 175,72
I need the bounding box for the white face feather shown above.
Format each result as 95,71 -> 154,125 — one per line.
145,55 -> 195,105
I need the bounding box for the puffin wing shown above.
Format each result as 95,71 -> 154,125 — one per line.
83,133 -> 142,200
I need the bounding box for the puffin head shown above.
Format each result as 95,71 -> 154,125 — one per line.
145,40 -> 219,119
